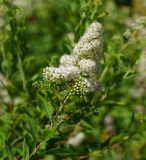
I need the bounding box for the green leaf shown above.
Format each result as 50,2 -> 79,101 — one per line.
80,119 -> 93,129
64,102 -> 76,112
103,100 -> 125,106
23,107 -> 34,118
23,56 -> 35,70
26,116 -> 39,144
23,135 -> 29,160
42,128 -> 56,143
42,148 -> 77,157
5,140 -> 15,160
109,133 -> 128,145
37,94 -> 54,120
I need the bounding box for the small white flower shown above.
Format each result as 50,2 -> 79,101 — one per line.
73,39 -> 102,60
43,66 -> 62,82
87,22 -> 103,33
137,52 -> 146,78
12,0 -> 31,8
0,73 -> 11,104
78,59 -> 98,76
67,132 -> 86,148
130,50 -> 146,98
60,54 -> 78,66
43,67 -> 54,80
86,79 -> 102,92
60,66 -> 80,81
123,29 -> 131,39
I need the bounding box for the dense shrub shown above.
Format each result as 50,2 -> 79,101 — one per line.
0,0 -> 146,159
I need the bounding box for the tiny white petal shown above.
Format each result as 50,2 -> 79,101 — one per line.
60,54 -> 78,66
67,132 -> 86,147
78,59 -> 98,76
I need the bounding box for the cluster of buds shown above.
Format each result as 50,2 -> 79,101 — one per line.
72,77 -> 102,96
43,22 -> 103,96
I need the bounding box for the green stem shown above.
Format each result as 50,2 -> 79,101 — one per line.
29,142 -> 42,159
17,47 -> 28,93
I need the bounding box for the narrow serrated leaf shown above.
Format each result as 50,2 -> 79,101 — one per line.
5,140 -> 15,160
23,135 -> 29,160
37,94 -> 54,120
42,148 -> 77,157
80,119 -> 93,129
27,116 -> 39,144
42,128 -> 56,143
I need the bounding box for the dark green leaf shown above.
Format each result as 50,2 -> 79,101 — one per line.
37,94 -> 54,120
5,140 -> 15,160
42,148 -> 77,157
42,128 -> 56,143
26,116 -> 39,144
80,119 -> 93,129
23,135 -> 29,160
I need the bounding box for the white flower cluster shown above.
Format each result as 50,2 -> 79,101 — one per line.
130,50 -> 146,98
125,16 -> 146,39
43,65 -> 80,82
43,22 -> 103,95
137,52 -> 146,79
12,0 -> 36,17
73,22 -> 103,60
12,0 -> 30,8
131,16 -> 146,31
125,16 -> 146,31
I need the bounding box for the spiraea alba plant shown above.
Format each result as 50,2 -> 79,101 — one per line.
34,22 -> 103,112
